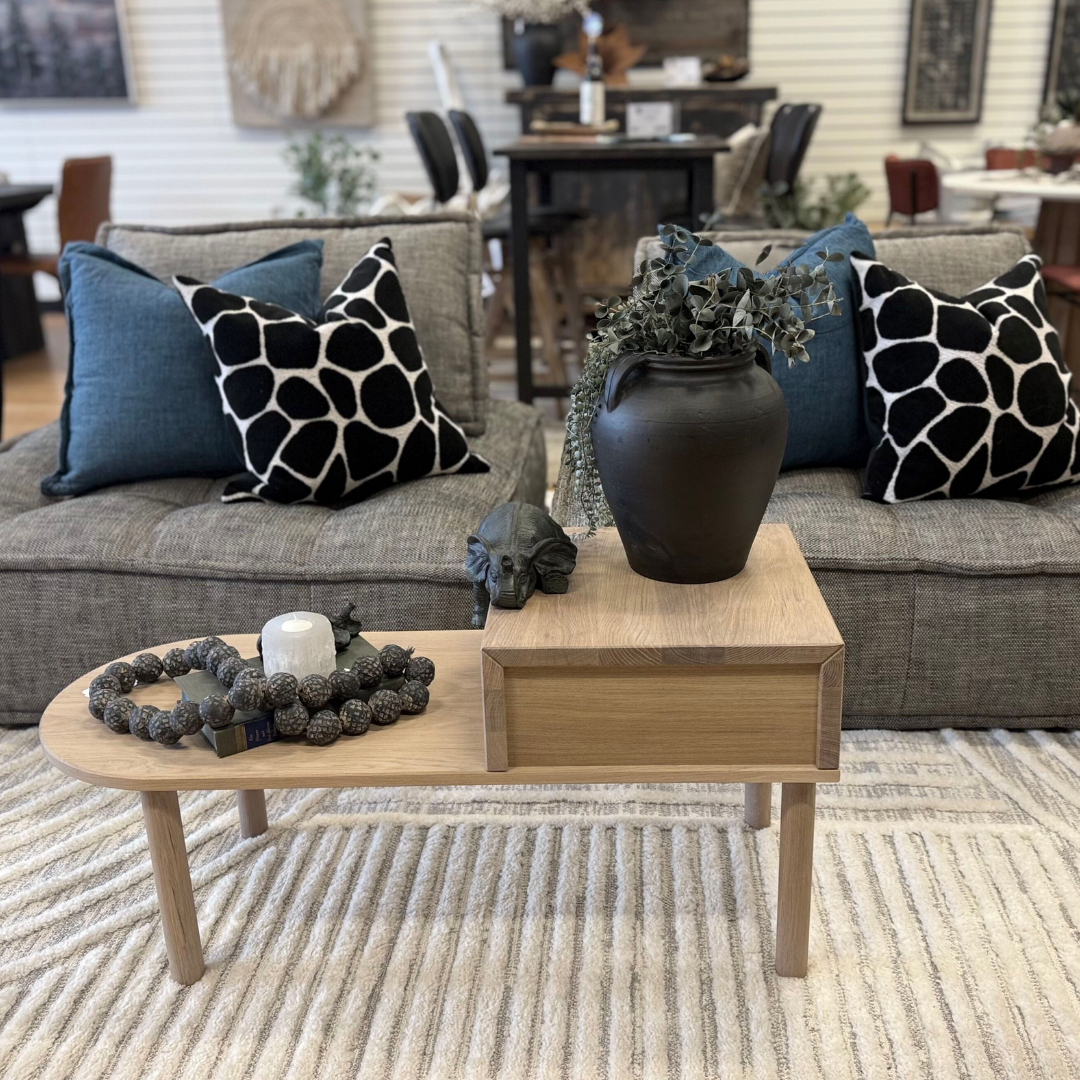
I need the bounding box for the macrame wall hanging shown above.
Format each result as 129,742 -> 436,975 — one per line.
222,0 -> 374,128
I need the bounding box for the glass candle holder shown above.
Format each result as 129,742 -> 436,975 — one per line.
260,612 -> 336,679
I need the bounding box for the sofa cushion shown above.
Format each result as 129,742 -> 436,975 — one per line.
679,213 -> 876,470
0,402 -> 545,726
764,467 -> 1080,727
175,237 -> 488,505
853,252 -> 1080,501
98,213 -> 489,435
43,240 -> 324,497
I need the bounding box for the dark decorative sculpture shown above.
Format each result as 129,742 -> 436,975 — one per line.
465,502 -> 578,629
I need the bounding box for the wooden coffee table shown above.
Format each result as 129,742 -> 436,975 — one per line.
39,525 -> 842,985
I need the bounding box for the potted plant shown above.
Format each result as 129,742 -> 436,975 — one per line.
474,0 -> 589,86
566,226 -> 843,584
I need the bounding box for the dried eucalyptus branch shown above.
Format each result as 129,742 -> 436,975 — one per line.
566,225 -> 844,533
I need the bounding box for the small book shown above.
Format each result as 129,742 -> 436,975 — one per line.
175,635 -> 403,758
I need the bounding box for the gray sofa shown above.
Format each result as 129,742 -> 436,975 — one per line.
0,214 -> 546,726
554,225 -> 1080,731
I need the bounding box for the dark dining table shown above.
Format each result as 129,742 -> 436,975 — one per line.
0,183 -> 54,361
494,136 -> 728,403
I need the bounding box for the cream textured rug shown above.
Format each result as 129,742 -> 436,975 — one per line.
1,726 -> 1079,1080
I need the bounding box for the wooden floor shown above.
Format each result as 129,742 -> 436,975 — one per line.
2,312 -> 68,440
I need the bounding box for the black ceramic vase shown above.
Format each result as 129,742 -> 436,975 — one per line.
511,23 -> 562,86
590,347 -> 788,584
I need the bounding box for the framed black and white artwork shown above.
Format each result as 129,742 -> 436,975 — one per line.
0,0 -> 134,103
902,0 -> 992,124
1044,0 -> 1080,108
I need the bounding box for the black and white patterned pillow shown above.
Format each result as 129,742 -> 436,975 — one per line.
175,238 -> 488,505
853,253 -> 1080,502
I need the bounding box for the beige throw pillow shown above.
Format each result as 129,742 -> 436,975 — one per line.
713,123 -> 759,210
724,127 -> 771,218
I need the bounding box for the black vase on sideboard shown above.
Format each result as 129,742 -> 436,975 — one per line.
512,23 -> 562,86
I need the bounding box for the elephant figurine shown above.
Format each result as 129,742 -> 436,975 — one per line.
465,502 -> 578,629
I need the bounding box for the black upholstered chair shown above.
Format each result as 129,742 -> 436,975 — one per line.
765,103 -> 822,192
407,110 -> 582,392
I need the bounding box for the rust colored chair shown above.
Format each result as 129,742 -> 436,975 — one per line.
0,156 -> 112,279
884,156 -> 939,225
985,147 -> 1037,170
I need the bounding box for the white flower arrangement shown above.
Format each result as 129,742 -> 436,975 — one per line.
473,0 -> 588,22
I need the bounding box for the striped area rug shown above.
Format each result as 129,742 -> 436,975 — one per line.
1,726 -> 1079,1080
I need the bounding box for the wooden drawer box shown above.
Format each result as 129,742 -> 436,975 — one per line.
480,527 -> 843,778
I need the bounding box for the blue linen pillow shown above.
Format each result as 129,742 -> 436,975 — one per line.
677,213 -> 875,469
43,240 -> 324,496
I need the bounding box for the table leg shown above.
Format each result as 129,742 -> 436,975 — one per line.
510,157 -> 534,404
775,782 -> 816,977
688,157 -> 714,229
743,782 -> 771,828
141,790 -> 204,985
237,789 -> 268,838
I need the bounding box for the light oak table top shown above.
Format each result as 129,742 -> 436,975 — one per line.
483,525 -> 843,667
40,626 -> 836,791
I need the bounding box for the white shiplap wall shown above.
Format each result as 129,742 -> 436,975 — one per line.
0,0 -> 1058,270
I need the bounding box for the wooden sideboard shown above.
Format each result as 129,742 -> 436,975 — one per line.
505,84 -> 777,293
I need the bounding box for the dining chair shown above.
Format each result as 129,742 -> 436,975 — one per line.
0,156 -> 112,279
765,104 -> 822,192
884,156 -> 939,225
406,110 -> 577,395
448,107 -> 584,371
0,156 -> 111,438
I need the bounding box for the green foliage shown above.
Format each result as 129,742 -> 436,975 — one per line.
566,225 -> 843,533
283,131 -> 379,218
759,172 -> 870,231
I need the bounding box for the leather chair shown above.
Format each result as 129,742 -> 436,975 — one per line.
0,156 -> 111,437
884,156 -> 939,225
765,104 -> 821,192
407,110 -> 580,393
696,103 -> 822,229
0,156 -> 112,279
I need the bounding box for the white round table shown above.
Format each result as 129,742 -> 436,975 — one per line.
941,167 -> 1080,202
942,169 -> 1080,377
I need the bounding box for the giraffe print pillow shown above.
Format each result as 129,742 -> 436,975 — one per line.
175,238 -> 488,505
852,253 -> 1080,502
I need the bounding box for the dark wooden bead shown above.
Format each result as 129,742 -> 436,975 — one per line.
352,656 -> 382,688
379,644 -> 413,677
405,657 -> 435,686
132,653 -> 164,684
103,696 -> 136,734
196,637 -> 226,666
127,703 -> 155,740
228,677 -> 263,713
105,662 -> 137,692
399,680 -> 430,714
274,701 -> 309,737
340,698 -> 372,735
162,648 -> 192,679
306,709 -> 341,745
88,687 -> 119,720
150,709 -> 181,745
170,700 -> 203,737
184,642 -> 205,670
216,656 -> 248,689
91,673 -> 122,696
297,674 -> 331,711
327,668 -> 361,703
266,672 -> 299,708
200,694 -> 235,730
368,689 -> 403,726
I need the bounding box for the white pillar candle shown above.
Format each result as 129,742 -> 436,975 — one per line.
260,611 -> 336,679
